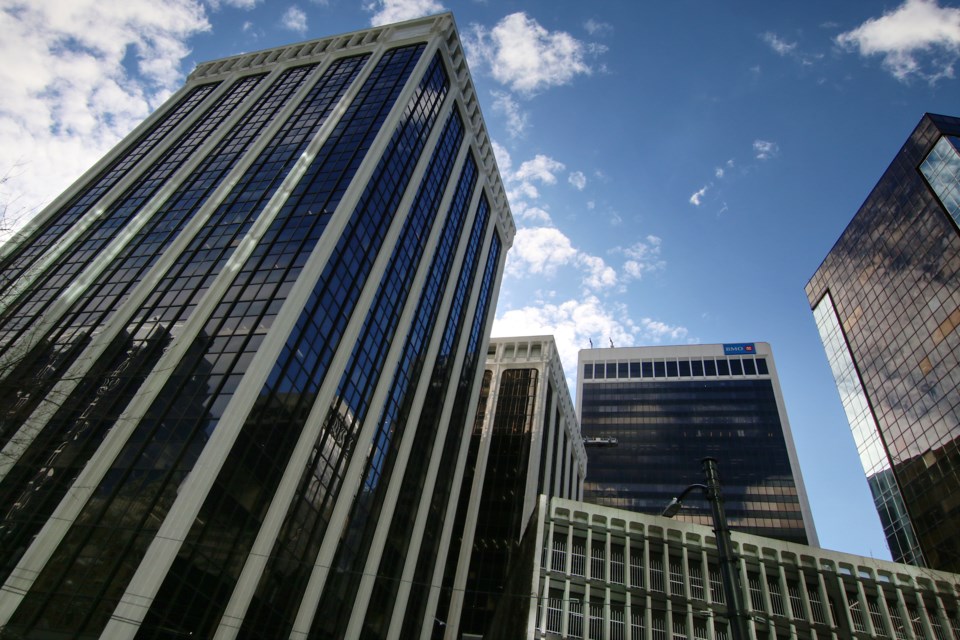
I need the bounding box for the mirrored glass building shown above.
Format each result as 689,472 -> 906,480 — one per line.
0,14 -> 515,639
807,113 -> 960,573
577,343 -> 817,546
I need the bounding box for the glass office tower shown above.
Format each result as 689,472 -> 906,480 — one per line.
807,113 -> 960,573
0,14 -> 514,639
437,336 -> 586,640
577,343 -> 817,546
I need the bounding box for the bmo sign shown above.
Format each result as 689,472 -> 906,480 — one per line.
723,343 -> 756,355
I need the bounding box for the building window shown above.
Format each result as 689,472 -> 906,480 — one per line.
669,559 -> 684,596
629,548 -> 644,589
631,607 -> 645,638
589,602 -> 604,640
768,579 -> 786,617
849,593 -> 868,633
572,539 -> 586,577
788,582 -> 805,619
547,596 -> 563,634
650,556 -> 665,593
552,535 -> 567,573
710,568 -> 725,604
584,363 -> 593,379
591,542 -> 606,581
610,605 -> 625,640
568,598 -> 584,639
611,546 -> 625,585
692,359 -> 704,376
689,563 -> 705,600
920,135 -> 960,224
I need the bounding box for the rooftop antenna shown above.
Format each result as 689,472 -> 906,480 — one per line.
609,338 -> 615,348
589,338 -> 593,349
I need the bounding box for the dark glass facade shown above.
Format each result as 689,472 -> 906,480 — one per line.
807,113 -> 960,572
436,336 -> 586,640
578,344 -> 815,546
0,15 -> 514,639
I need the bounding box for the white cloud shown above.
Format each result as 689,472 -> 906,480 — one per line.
715,166 -> 725,178
507,226 -> 618,291
490,139 -> 512,176
281,6 -> 308,33
466,12 -> 592,94
492,295 -> 688,390
512,201 -> 552,224
208,0 -> 259,9
506,227 -> 578,277
514,154 -> 565,184
365,0 -> 446,26
637,317 -> 689,342
837,0 -> 960,82
491,90 -> 528,138
0,0 -> 210,226
577,254 -> 617,289
617,236 -> 665,281
689,185 -> 709,205
762,31 -> 797,56
568,170 -> 587,190
753,139 -> 779,160
584,19 -> 613,37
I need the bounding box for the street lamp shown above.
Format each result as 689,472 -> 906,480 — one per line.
661,457 -> 751,640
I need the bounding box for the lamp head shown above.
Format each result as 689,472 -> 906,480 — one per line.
661,497 -> 682,518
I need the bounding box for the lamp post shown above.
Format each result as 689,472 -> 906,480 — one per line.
661,457 -> 751,640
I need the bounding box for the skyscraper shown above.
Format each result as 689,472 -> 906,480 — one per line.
437,335 -> 585,639
577,343 -> 817,546
807,113 -> 960,572
0,14 -> 514,639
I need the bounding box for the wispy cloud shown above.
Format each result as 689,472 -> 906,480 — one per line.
365,0 -> 446,26
0,0 -> 210,222
568,170 -> 587,190
281,6 -> 308,33
208,0 -> 260,8
837,0 -> 960,83
466,12 -> 593,94
762,31 -> 797,56
689,185 -> 709,206
761,31 -> 823,66
617,236 -> 665,281
753,139 -> 779,160
490,90 -> 528,137
584,19 -> 613,37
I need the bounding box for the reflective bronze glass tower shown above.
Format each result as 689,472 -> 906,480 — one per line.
577,343 -> 817,546
0,14 -> 515,639
807,113 -> 960,573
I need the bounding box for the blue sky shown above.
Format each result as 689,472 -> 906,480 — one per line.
3,0 -> 960,561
